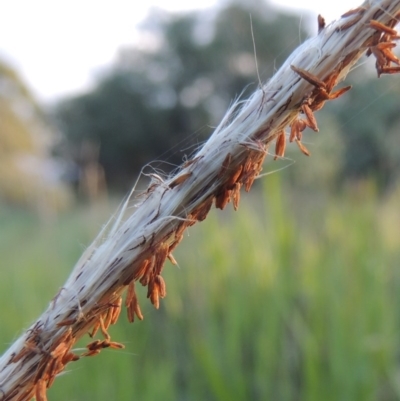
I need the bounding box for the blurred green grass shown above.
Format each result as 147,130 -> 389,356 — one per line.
1,176 -> 400,401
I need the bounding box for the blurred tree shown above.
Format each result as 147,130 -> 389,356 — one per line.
331,76 -> 400,192
0,60 -> 72,214
54,1 -> 306,191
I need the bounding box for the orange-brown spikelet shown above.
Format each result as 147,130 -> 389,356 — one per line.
190,195 -> 214,221
35,379 -> 47,401
82,349 -> 101,357
134,259 -> 149,281
341,6 -> 366,18
139,256 -> 155,286
47,359 -> 61,388
168,232 -> 184,254
339,13 -> 364,30
274,131 -> 286,160
111,297 -> 122,325
302,103 -> 319,132
182,155 -> 202,168
379,66 -> 400,74
379,44 -> 400,65
52,328 -> 72,351
86,339 -> 101,351
168,231 -> 183,254
317,14 -> 325,33
290,65 -> 326,89
62,351 -> 80,365
215,189 -> 231,210
99,316 -> 110,340
82,339 -> 125,357
226,165 -> 243,188
367,18 -> 400,77
289,118 -> 309,143
237,151 -> 266,192
370,19 -> 398,36
154,243 -> 169,275
167,252 -> 178,265
169,172 -> 192,189
289,120 -> 300,142
107,340 -> 125,349
295,138 -> 311,156
155,275 -> 167,298
90,321 -> 100,338
328,86 -> 352,100
50,342 -> 69,360
374,42 -> 400,65
103,309 -> 113,332
133,300 -> 144,321
291,65 -> 352,109
126,281 -> 143,322
232,182 -> 241,211
174,221 -> 187,240
149,285 -> 160,309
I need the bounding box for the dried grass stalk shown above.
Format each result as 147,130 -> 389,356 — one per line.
1,1 -> 400,399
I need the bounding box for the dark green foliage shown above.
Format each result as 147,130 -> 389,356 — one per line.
55,71 -> 192,188
332,77 -> 400,191
53,2 -> 400,196
54,3 -> 305,191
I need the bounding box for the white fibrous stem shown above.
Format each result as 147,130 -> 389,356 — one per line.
1,1 -> 400,400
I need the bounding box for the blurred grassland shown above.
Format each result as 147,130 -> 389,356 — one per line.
1,175 -> 400,400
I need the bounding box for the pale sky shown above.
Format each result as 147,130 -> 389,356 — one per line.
0,0 -> 362,103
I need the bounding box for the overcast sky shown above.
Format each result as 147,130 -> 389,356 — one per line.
0,0 -> 362,103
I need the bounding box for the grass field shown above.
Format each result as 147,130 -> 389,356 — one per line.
1,175 -> 400,400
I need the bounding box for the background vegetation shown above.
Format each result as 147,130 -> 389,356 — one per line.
1,0 -> 400,399
2,177 -> 400,400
